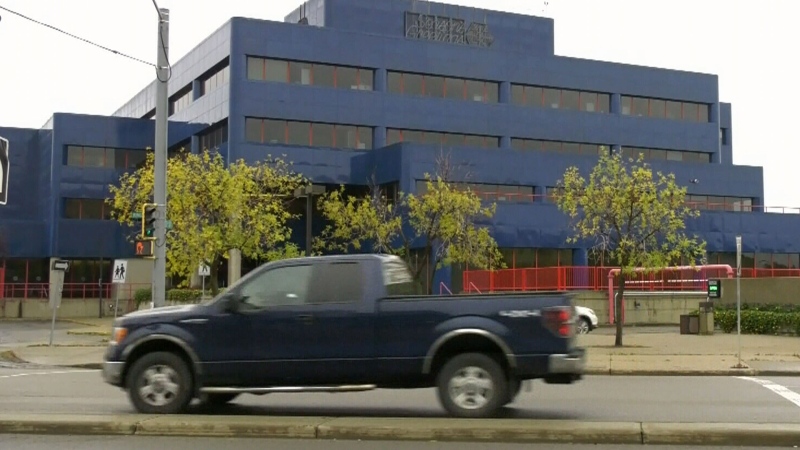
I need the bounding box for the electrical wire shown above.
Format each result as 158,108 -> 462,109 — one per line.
0,4 -> 156,67
151,0 -> 172,82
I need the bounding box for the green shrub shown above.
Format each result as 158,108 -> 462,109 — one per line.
166,289 -> 203,303
716,309 -> 800,336
134,288 -> 152,307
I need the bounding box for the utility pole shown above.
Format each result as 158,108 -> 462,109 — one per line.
153,8 -> 169,308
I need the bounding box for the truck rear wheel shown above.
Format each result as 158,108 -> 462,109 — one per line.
436,352 -> 508,418
126,351 -> 193,414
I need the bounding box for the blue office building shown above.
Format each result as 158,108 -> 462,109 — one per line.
2,0 -> 799,294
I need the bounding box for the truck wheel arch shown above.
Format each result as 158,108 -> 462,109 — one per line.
423,328 -> 517,375
120,334 -> 202,389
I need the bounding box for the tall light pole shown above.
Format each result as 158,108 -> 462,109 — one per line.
735,234 -> 743,368
152,7 -> 169,307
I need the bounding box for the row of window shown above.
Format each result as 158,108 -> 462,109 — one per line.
621,95 -> 710,123
687,195 -> 753,212
169,87 -> 193,116
200,119 -> 228,151
63,198 -> 111,220
387,128 -> 500,149
511,139 -> 610,156
246,56 -> 374,91
387,71 -> 499,103
202,64 -> 230,96
621,146 -> 712,164
66,145 -> 147,170
165,60 -> 230,117
511,84 -> 611,114
415,180 -> 536,202
245,118 -> 373,150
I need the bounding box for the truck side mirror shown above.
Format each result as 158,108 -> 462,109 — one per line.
221,293 -> 241,313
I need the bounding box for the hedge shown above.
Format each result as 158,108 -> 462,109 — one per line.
133,288 -> 208,306
715,309 -> 800,336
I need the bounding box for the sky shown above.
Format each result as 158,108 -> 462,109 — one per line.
0,0 -> 797,208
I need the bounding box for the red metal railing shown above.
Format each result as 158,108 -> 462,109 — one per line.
1,283 -> 152,301
462,266 -> 800,293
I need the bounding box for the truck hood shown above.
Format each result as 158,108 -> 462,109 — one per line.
121,304 -> 203,323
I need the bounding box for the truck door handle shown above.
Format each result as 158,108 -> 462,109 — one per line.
296,313 -> 313,324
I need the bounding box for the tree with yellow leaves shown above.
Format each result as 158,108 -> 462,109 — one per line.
315,153 -> 505,294
555,150 -> 706,346
107,150 -> 307,294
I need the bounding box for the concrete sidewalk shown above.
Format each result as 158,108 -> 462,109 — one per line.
1,318 -> 798,375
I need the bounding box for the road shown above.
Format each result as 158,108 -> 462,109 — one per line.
0,435 -> 785,450
0,364 -> 798,422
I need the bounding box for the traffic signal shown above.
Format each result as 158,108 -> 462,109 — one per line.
134,239 -> 154,258
142,203 -> 157,240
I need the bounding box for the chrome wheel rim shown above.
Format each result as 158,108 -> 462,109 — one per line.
138,364 -> 180,407
577,319 -> 590,334
448,366 -> 494,410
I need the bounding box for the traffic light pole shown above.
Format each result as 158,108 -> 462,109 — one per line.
152,8 -> 170,308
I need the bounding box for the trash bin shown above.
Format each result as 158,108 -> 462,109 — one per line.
698,301 -> 714,335
680,314 -> 699,335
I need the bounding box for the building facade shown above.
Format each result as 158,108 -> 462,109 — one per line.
1,0 -> 799,295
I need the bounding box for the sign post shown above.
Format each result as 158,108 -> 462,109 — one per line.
735,235 -> 743,368
198,263 -> 210,299
48,260 -> 70,346
111,259 -> 128,318
0,136 -> 9,206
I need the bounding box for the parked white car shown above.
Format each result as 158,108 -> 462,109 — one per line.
574,305 -> 599,334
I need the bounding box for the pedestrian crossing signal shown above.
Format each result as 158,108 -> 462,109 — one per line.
135,239 -> 154,259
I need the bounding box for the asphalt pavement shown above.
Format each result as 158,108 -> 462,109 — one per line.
0,366 -> 798,423
0,435 -> 786,450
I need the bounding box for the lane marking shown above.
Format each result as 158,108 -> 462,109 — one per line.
737,376 -> 800,408
0,369 -> 99,380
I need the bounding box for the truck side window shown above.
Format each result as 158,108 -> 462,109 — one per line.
239,264 -> 312,309
308,262 -> 362,304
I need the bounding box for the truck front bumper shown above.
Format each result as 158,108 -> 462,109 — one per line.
102,361 -> 125,386
548,347 -> 586,375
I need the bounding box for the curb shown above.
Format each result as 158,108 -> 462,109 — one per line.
1,415 -> 799,446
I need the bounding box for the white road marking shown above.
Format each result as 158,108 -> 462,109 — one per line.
0,370 -> 99,380
737,376 -> 800,408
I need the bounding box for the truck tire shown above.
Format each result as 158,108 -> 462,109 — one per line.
503,377 -> 521,406
436,352 -> 509,418
126,351 -> 193,414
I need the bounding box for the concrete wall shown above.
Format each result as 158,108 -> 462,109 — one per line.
717,277 -> 800,307
573,291 -> 709,326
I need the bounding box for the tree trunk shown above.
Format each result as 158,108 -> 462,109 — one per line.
209,256 -> 221,296
615,274 -> 625,347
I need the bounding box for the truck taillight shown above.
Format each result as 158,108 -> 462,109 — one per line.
543,306 -> 574,338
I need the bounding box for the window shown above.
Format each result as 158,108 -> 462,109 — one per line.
686,195 -> 753,212
246,118 -> 373,150
238,264 -> 313,309
415,180 -> 535,203
720,128 -> 728,145
308,262 -> 362,304
247,56 -> 374,91
388,71 -> 499,103
387,128 -> 499,148
63,198 -> 111,220
511,138 -> 611,156
65,145 -> 148,170
620,146 -> 711,164
168,86 -> 192,116
511,84 -> 610,114
621,95 -> 710,123
200,120 -> 228,151
201,62 -> 229,96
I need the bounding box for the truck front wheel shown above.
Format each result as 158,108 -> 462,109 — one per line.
436,353 -> 509,418
126,351 -> 193,414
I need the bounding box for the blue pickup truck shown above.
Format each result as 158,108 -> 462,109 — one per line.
102,254 -> 586,418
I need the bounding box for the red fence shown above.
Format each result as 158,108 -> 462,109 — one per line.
462,266 -> 800,293
1,282 -> 152,301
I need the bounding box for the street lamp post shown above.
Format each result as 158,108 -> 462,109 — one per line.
294,184 -> 326,256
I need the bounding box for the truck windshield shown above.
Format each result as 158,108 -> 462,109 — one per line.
382,257 -> 424,296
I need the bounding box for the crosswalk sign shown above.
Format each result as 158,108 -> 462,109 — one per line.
112,260 -> 128,284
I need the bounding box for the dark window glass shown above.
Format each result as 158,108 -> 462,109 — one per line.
580,92 -> 598,112
542,141 -> 561,152
247,57 -> 264,80
621,96 -> 632,115
485,82 -> 499,103
264,119 -> 286,144
66,146 -> 82,166
388,72 -> 403,94
525,86 -> 543,107
423,132 -> 442,146
128,151 -> 146,169
682,102 -> 699,121
562,142 -> 581,154
465,135 -> 485,148
83,146 -> 106,168
511,84 -> 525,105
528,140 -> 545,151
561,90 -> 580,110
64,199 -> 81,219
632,97 -> 649,117
313,64 -> 336,88
511,138 -> 526,150
358,69 -> 374,90
484,136 -> 500,148
336,125 -> 357,148
445,78 -> 463,100
336,66 -> 358,90
544,88 -> 560,108
245,118 -> 262,143
309,262 -> 362,304
465,80 -> 484,102
239,265 -> 313,309
650,99 -> 666,118
403,130 -> 424,143
666,101 -> 682,120
650,149 -> 666,160
698,104 -> 709,122
442,133 -> 464,147
387,129 -> 402,145
265,59 -> 288,83
424,76 -> 445,97
114,150 -> 127,169
356,127 -> 372,150
580,143 -> 599,155
598,94 -> 610,113
81,200 -> 104,220
311,123 -> 334,147
403,73 -> 424,96
666,151 -> 682,162
289,61 -> 312,85
287,121 -> 309,146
